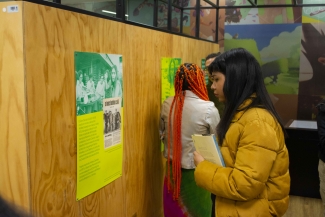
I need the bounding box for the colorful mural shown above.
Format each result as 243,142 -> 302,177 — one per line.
223,19 -> 325,121
128,0 -> 325,122
297,23 -> 325,119
128,0 -> 155,26
218,0 -> 302,47
302,0 -> 325,23
128,0 -> 191,32
219,0 -> 298,25
183,0 -> 216,41
128,0 -> 216,41
224,23 -> 303,123
224,24 -> 301,95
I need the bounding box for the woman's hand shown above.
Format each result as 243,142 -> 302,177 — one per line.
193,151 -> 205,166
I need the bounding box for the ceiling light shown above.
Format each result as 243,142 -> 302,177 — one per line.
102,10 -> 128,16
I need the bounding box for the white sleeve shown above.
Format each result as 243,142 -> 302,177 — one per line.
207,103 -> 220,135
159,103 -> 166,140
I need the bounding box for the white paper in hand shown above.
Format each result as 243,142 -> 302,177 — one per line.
192,134 -> 225,167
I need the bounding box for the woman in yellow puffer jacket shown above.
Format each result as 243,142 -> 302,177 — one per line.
194,48 -> 290,217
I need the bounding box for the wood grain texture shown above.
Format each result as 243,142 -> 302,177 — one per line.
23,3 -> 124,217
0,1 -> 30,211
21,2 -> 219,217
122,24 -> 219,217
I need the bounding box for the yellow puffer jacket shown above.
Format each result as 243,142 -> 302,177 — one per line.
194,99 -> 290,217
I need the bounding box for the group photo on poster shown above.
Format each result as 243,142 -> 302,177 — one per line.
75,52 -> 123,116
103,97 -> 122,149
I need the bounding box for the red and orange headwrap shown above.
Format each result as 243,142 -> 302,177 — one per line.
167,63 -> 209,200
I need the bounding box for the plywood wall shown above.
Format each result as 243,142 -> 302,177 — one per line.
20,1 -> 218,217
0,1 -> 30,211
1,1 -> 324,217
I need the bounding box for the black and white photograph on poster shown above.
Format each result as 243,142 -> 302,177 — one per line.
75,52 -> 123,116
103,97 -> 122,149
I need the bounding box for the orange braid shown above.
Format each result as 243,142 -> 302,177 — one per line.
167,63 -> 209,200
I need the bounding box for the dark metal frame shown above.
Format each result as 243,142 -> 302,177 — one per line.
25,0 -> 325,44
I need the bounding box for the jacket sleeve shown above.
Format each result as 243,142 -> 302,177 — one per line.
194,119 -> 278,201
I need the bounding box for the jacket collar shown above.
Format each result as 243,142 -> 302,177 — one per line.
184,90 -> 199,99
231,93 -> 257,122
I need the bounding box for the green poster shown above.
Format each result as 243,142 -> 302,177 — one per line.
160,57 -> 181,151
75,52 -> 123,200
201,58 -> 209,85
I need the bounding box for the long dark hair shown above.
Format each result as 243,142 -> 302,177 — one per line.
208,48 -> 286,144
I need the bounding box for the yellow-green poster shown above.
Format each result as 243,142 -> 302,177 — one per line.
161,57 -> 181,103
161,57 -> 181,151
75,52 -> 123,200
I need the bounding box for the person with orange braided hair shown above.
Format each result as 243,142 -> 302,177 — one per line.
159,63 -> 220,217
